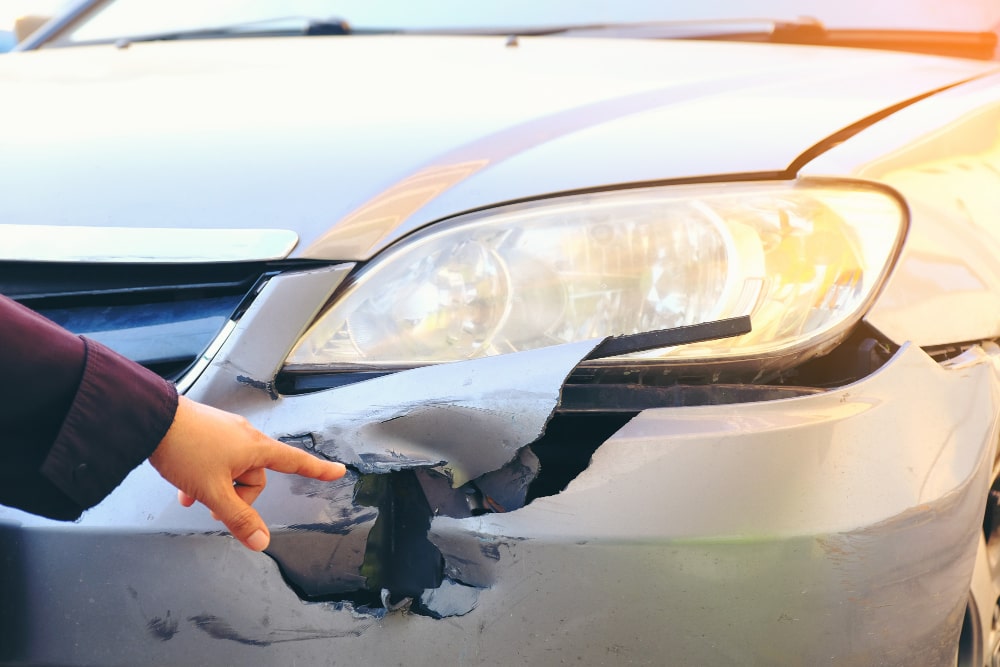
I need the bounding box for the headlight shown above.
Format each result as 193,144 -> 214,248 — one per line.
285,180 -> 905,372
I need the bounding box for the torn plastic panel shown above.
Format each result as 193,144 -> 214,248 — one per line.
261,339 -> 594,612
265,338 -> 601,485
263,316 -> 751,485
255,317 -> 749,614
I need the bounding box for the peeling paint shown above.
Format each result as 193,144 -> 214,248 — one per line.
419,579 -> 481,619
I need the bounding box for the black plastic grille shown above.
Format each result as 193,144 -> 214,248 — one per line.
1,261 -> 270,379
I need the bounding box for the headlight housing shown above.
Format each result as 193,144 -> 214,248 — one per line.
285,180 -> 905,374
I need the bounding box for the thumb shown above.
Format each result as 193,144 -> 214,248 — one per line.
208,488 -> 271,551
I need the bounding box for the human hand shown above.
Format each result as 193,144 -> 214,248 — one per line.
148,396 -> 346,551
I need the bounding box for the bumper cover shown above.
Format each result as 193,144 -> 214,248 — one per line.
1,343 -> 998,665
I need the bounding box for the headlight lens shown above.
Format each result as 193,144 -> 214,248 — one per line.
286,180 -> 905,371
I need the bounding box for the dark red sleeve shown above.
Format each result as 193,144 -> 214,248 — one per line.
0,295 -> 179,519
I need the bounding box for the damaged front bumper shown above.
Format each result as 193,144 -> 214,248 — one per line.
1,270 -> 999,666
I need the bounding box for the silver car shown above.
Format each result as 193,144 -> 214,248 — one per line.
3,1 -> 1000,665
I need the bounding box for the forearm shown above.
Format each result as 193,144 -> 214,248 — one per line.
0,295 -> 178,519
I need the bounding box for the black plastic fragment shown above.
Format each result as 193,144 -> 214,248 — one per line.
582,316 -> 751,360
474,448 -> 540,513
358,471 -> 444,601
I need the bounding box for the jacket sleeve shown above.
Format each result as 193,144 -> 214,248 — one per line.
0,295 -> 179,519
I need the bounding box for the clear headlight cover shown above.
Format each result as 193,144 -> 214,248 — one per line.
285,180 -> 905,371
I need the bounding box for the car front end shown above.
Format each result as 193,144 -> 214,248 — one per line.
3,2 -> 1000,664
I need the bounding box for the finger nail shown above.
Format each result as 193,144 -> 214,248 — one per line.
247,529 -> 269,551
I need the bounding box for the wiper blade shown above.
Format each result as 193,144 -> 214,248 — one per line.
509,17 -> 823,39
113,16 -> 350,47
518,17 -> 996,60
764,26 -> 998,60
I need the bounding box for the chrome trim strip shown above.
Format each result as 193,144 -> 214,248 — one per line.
0,225 -> 298,263
175,318 -> 239,395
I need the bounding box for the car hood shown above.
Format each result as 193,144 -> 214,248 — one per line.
0,36 -> 994,260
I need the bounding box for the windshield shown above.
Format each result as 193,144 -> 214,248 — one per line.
49,0 -> 1000,47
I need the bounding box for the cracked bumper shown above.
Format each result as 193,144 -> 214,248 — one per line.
1,343 -> 999,666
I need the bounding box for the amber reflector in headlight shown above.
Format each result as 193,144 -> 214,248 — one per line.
285,180 -> 905,372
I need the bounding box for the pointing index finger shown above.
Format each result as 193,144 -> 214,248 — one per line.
261,440 -> 347,481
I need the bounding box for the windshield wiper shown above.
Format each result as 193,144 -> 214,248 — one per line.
113,16 -> 351,48
510,16 -> 996,60
106,14 -> 997,60
499,17 -> 822,39
763,25 -> 998,60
